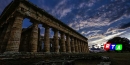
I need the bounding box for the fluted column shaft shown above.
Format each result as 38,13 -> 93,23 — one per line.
20,33 -> 28,52
6,15 -> 23,52
80,41 -> 82,52
66,34 -> 71,53
84,42 -> 86,52
84,42 -> 88,53
0,24 -> 10,53
82,42 -> 85,52
86,42 -> 89,53
60,32 -> 66,52
80,41 -> 83,52
75,39 -> 78,52
85,44 -> 88,52
30,22 -> 38,52
77,40 -> 81,52
71,37 -> 75,53
84,43 -> 86,52
44,26 -> 50,52
53,29 -> 59,52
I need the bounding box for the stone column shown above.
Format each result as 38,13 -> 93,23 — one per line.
84,42 -> 86,53
53,29 -> 59,52
66,34 -> 71,53
80,41 -> 82,52
71,37 -> 75,53
60,32 -> 66,52
44,25 -> 50,52
77,40 -> 80,52
29,22 -> 38,52
82,42 -> 85,52
73,38 -> 76,53
81,41 -> 83,52
77,39 -> 79,52
75,38 -> 78,52
0,27 -> 3,37
6,14 -> 24,52
86,42 -> 89,53
84,42 -> 86,52
84,42 -> 88,53
0,25 -> 6,45
85,43 -> 88,52
0,24 -> 8,53
19,33 -> 28,52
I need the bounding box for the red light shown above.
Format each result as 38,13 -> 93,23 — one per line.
104,43 -> 111,51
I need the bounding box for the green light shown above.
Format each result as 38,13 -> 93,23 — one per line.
115,44 -> 122,51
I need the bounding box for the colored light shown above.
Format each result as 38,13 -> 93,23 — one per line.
110,44 -> 116,50
104,43 -> 111,51
104,43 -> 123,51
115,44 -> 122,51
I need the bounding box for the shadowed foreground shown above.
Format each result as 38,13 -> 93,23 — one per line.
0,53 -> 130,65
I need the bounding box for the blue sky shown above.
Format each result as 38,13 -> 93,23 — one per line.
1,0 -> 130,47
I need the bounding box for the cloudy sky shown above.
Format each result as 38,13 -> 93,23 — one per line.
1,0 -> 130,47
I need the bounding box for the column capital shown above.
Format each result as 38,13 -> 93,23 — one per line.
30,19 -> 39,24
42,24 -> 50,29
52,28 -> 58,32
13,12 -> 25,18
59,31 -> 65,34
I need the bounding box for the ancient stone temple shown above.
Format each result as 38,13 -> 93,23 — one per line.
0,0 -> 89,53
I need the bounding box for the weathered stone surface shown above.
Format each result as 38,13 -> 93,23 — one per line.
20,32 -> 29,52
0,0 -> 89,53
6,14 -> 23,52
66,34 -> 71,53
60,32 -> 66,52
0,23 -> 10,53
71,37 -> 75,53
80,41 -> 83,52
78,41 -> 80,52
44,25 -> 50,52
18,1 -> 88,42
75,39 -> 78,52
53,29 -> 59,52
29,22 -> 38,52
82,43 -> 85,52
1,19 -> 15,53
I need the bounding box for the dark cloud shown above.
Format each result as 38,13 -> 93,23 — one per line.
120,22 -> 130,29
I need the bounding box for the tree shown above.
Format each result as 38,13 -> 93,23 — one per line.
106,37 -> 130,52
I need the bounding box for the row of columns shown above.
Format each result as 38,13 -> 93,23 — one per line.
0,13 -> 89,53
43,25 -> 88,53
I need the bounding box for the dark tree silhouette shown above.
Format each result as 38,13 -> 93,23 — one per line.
107,37 -> 130,52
